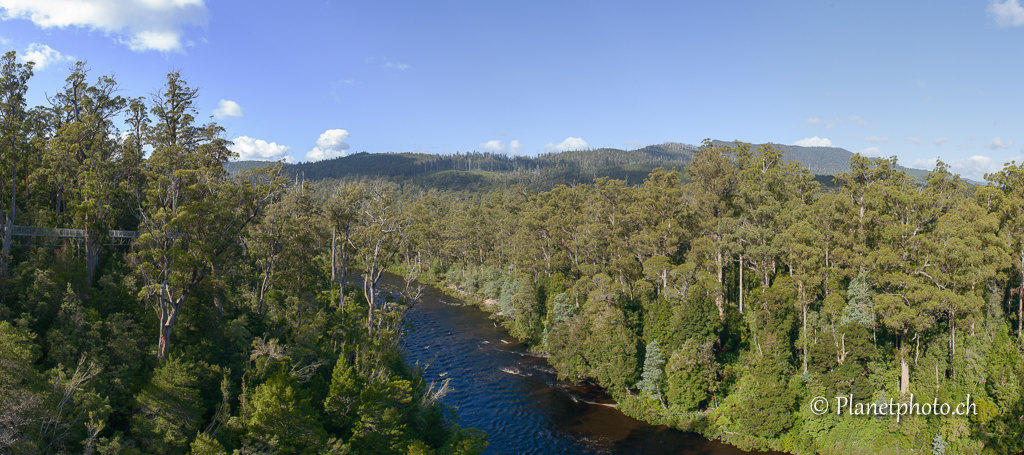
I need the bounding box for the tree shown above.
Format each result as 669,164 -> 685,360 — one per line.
986,162 -> 1024,339
0,321 -> 46,453
776,219 -> 824,374
665,337 -> 718,411
326,182 -> 366,308
244,373 -> 327,454
0,51 -> 33,277
354,181 -> 410,338
132,357 -> 204,455
869,163 -> 937,395
43,62 -> 131,282
685,140 -> 737,318
636,340 -> 666,404
130,72 -> 285,361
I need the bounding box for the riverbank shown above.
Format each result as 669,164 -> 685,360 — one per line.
397,273 -> 778,455
397,269 -> 786,454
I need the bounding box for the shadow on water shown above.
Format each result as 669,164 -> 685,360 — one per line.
396,276 -> 782,455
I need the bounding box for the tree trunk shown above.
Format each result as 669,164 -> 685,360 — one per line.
331,226 -> 336,283
715,250 -> 724,318
339,227 -> 350,311
85,235 -> 99,284
85,219 -> 101,284
1,212 -> 10,277
157,296 -> 181,362
739,254 -> 744,314
1,161 -> 15,277
949,309 -> 956,378
900,338 -> 910,395
364,275 -> 376,337
802,293 -> 808,374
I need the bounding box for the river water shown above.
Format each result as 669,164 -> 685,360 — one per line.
400,280 -> 775,455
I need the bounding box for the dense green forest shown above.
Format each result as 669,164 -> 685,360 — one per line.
391,141 -> 1024,454
0,52 -> 487,454
5,49 -> 1024,455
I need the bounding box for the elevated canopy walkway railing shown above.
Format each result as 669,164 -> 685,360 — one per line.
8,225 -> 140,244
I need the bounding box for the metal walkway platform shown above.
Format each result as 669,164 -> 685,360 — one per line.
10,225 -> 139,239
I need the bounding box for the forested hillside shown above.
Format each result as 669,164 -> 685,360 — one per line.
226,139 -> 915,192
348,140 -> 1024,455
226,142 -> 700,193
0,52 -> 486,455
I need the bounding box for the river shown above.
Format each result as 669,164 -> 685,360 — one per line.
400,279 -> 776,455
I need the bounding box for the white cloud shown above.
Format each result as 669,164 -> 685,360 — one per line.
509,140 -> 524,155
624,140 -> 643,149
990,0 -> 1024,26
908,137 -> 928,145
213,99 -> 243,119
916,79 -> 926,87
865,136 -> 888,143
18,43 -> 72,70
479,139 -> 526,155
987,137 -> 1015,149
805,117 -> 821,125
848,115 -> 867,125
305,129 -> 351,161
479,140 -> 507,154
384,60 -> 409,70
911,158 -> 938,171
854,147 -> 882,158
0,0 -> 209,52
794,136 -> 833,147
934,137 -> 949,146
949,155 -> 1018,181
911,154 -> 1019,181
229,136 -> 293,162
544,137 -> 588,153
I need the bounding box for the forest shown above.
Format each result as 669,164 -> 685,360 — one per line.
0,52 -> 487,454
410,144 -> 1024,454
4,48 -> 1024,455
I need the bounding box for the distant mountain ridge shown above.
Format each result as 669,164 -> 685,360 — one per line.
223,140 -> 934,189
709,140 -> 931,179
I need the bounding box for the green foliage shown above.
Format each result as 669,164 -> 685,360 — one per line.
132,357 -> 204,454
0,59 -> 484,455
931,433 -> 946,455
324,360 -> 363,435
636,341 -> 665,402
664,337 -> 719,411
245,373 -> 327,454
549,292 -> 574,324
726,336 -> 797,439
188,432 -> 227,455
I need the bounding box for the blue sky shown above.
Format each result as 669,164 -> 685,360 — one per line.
1,1 -> 1023,180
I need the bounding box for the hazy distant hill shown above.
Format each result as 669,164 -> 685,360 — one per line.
224,145 -> 700,191
223,140 -> 943,191
709,140 -> 933,180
